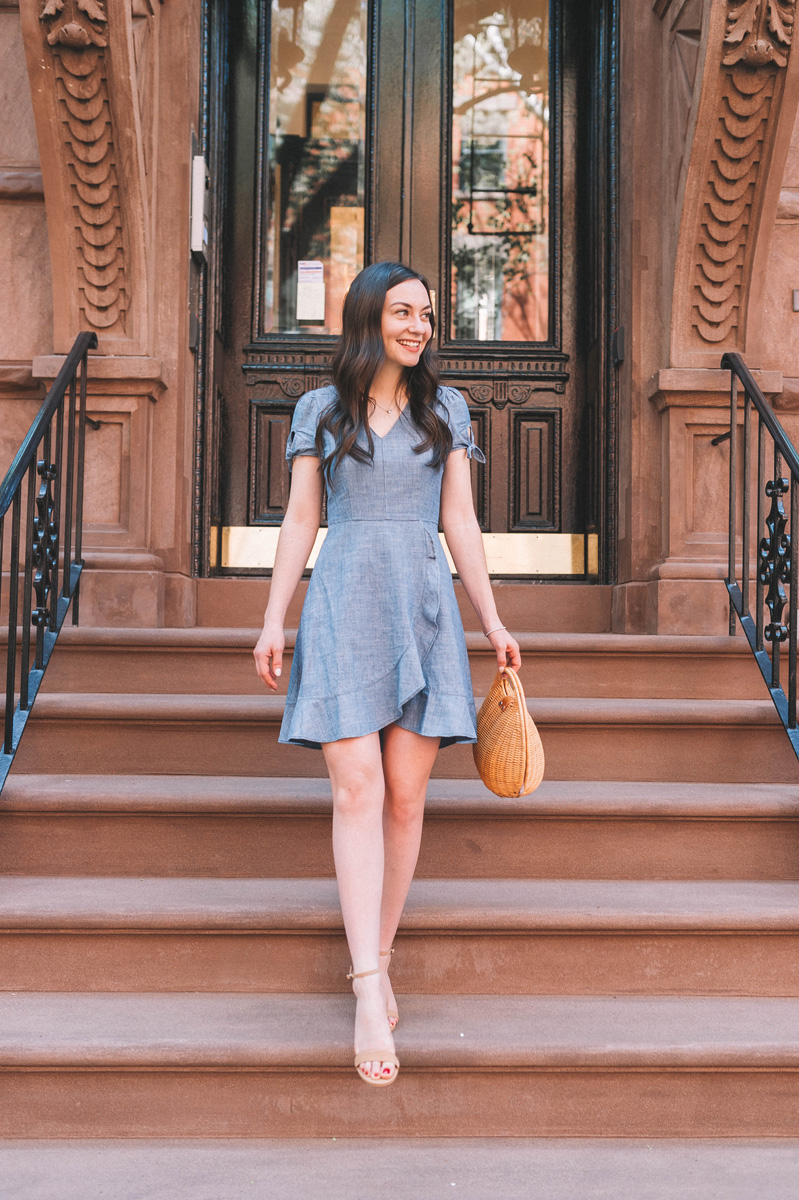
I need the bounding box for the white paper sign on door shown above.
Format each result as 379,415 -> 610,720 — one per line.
296,260 -> 325,321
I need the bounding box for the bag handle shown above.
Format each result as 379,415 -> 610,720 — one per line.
497,666 -> 529,788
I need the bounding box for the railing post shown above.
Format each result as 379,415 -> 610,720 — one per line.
742,389 -> 751,618
790,480 -> 798,729
756,418 -> 765,651
49,401 -> 65,635
72,348 -> 89,624
62,370 -> 77,600
19,460 -> 36,711
4,493 -> 21,756
728,368 -> 738,636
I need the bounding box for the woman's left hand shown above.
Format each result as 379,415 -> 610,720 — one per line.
487,628 -> 521,673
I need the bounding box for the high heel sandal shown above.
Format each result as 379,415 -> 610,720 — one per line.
347,965 -> 400,1088
380,947 -> 399,1031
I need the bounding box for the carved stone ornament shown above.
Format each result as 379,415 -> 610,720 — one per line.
671,0 -> 797,365
723,0 -> 795,68
37,0 -> 127,334
40,0 -> 108,47
20,0 -> 153,353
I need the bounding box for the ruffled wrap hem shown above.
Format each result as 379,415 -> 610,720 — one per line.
278,640 -> 476,750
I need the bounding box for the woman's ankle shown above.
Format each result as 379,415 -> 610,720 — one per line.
350,971 -> 383,998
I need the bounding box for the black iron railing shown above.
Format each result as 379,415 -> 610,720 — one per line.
723,350 -> 799,762
0,332 -> 97,790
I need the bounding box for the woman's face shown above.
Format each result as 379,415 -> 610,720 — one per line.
380,279 -> 433,370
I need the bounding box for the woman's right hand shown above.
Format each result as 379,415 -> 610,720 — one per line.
253,619 -> 285,691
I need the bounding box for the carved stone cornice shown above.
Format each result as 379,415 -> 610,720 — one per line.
671,0 -> 798,367
647,365 -> 783,409
19,0 -> 159,355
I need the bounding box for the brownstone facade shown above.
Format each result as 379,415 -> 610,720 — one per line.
2,0 -> 799,633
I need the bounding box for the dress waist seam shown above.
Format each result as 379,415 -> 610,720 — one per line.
327,517 -> 439,526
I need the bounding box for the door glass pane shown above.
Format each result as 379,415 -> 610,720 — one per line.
450,0 -> 550,342
265,0 -> 367,334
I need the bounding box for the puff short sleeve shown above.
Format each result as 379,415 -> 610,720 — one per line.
285,390 -> 322,469
442,387 -> 487,464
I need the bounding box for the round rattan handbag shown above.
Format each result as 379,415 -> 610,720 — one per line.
473,667 -> 545,797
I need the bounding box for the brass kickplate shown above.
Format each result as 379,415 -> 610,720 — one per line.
219,528 -> 598,577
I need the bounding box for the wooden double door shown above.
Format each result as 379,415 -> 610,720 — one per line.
201,0 -> 617,578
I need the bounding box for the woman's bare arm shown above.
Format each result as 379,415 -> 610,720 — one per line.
253,456 -> 323,689
440,449 -> 521,672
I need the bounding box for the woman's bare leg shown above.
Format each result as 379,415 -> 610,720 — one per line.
378,725 -> 440,1020
322,732 -> 396,1083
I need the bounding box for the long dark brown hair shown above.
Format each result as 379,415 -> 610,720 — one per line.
315,261 -> 452,482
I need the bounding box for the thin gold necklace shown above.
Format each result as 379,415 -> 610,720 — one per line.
369,395 -> 405,416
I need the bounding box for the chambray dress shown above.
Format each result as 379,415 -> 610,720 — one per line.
278,384 -> 486,750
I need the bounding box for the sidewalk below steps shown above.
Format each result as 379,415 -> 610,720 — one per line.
3,1139 -> 799,1200
3,994 -> 799,1136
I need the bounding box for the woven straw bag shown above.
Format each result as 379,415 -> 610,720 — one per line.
473,667 -> 545,797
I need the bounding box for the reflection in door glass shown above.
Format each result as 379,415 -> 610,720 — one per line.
451,0 -> 549,342
266,0 -> 367,334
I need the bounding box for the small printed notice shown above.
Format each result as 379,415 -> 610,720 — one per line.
296,260 -> 325,322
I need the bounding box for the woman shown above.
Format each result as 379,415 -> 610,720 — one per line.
253,261 -> 521,1087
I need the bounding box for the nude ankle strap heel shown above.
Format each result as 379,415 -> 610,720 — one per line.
346,966 -> 381,980
346,965 -> 399,1087
379,947 -> 399,1031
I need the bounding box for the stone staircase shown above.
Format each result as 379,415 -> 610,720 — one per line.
2,585 -> 799,1192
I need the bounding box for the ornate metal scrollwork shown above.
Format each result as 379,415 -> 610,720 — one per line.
759,476 -> 791,641
31,458 -> 59,628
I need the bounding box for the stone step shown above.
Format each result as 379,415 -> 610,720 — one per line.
20,628 -> 763,699
195,578 -> 614,632
3,1138 -> 799,1199
1,992 -> 798,1136
3,876 -> 799,994
15,693 -> 798,782
3,776 -> 798,880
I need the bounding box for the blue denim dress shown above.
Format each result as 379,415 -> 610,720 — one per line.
278,385 -> 486,750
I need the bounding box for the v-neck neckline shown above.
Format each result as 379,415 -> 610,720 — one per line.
368,408 -> 409,441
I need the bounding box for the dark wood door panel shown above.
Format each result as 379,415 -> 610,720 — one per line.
513,408 -> 560,531
249,404 -> 292,524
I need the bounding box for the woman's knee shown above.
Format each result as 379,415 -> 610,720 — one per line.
384,782 -> 425,828
332,770 -> 384,820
